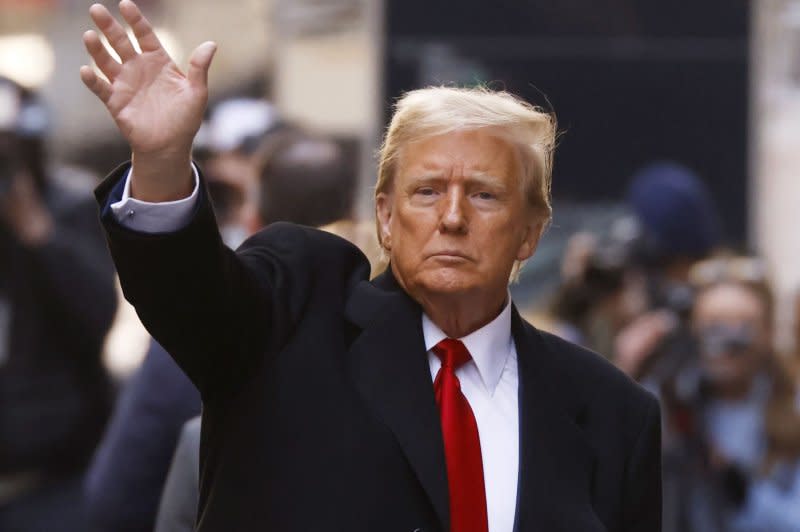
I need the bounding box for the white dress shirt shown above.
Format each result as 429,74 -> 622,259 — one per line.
112,168 -> 521,531
423,304 -> 519,532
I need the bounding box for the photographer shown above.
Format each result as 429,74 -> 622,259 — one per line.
669,257 -> 800,531
549,219 -> 649,358
613,161 -> 722,383
0,76 -> 116,531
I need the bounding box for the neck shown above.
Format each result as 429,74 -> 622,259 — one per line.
419,290 -> 507,338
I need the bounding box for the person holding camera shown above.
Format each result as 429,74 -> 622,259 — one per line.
668,257 -> 800,531
0,76 -> 117,531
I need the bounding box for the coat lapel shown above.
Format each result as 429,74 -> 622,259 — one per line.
344,269 -> 450,531
511,307 -> 604,532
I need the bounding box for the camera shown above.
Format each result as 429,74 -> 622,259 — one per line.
697,323 -> 757,359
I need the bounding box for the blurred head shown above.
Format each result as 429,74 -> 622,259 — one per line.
257,131 -> 355,228
375,86 -> 556,306
691,256 -> 800,468
627,161 -> 721,272
690,257 -> 773,391
194,98 -> 283,247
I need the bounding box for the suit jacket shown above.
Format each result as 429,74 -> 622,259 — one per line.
96,163 -> 661,532
85,340 -> 201,532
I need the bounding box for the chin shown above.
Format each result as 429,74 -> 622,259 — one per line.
415,268 -> 479,295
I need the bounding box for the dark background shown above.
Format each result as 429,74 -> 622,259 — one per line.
384,0 -> 749,245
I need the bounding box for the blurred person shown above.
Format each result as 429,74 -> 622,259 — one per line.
602,162 -> 724,532
548,217 -> 649,357
196,97 -> 284,248
85,97 -> 282,532
666,256 -> 800,531
256,130 -> 356,228
613,161 -> 723,382
0,76 -> 117,531
255,130 -> 384,273
80,3 -> 661,532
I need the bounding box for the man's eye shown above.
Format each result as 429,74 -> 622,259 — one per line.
416,187 -> 436,196
475,191 -> 495,200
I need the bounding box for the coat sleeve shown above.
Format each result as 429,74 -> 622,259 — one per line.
621,395 -> 663,531
94,162 -> 365,399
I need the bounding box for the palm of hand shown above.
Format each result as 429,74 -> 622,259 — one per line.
108,50 -> 200,154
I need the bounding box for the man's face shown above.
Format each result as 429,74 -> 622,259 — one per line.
376,129 -> 541,304
692,283 -> 769,386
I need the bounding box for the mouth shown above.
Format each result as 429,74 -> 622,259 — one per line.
429,251 -> 471,262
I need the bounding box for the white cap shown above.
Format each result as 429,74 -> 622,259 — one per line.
0,80 -> 48,136
195,98 -> 280,153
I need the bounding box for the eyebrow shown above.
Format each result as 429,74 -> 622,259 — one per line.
407,171 -> 505,186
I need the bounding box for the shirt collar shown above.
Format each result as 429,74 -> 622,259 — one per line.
422,297 -> 514,395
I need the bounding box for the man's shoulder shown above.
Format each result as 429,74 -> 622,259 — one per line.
241,222 -> 370,272
245,221 -> 364,254
237,222 -> 373,303
519,319 -> 656,408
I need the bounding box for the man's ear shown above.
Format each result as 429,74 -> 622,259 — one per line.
516,219 -> 544,261
375,192 -> 393,250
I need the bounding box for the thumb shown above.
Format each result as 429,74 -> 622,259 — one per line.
188,41 -> 217,90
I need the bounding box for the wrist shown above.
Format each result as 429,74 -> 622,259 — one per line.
130,150 -> 193,202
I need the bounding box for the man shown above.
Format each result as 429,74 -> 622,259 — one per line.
80,2 -> 661,531
0,75 -> 116,531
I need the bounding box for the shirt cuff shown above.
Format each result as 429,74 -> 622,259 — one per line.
110,163 -> 200,233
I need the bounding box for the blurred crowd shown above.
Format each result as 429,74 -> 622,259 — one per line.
545,163 -> 800,531
0,74 -> 799,532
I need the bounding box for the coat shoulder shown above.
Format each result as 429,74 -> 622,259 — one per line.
527,322 -> 658,411
241,222 -> 370,277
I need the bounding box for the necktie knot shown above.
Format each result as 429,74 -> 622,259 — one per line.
432,338 -> 472,370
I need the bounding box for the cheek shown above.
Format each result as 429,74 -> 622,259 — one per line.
393,205 -> 438,241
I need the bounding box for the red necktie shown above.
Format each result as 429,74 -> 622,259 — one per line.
432,339 -> 489,532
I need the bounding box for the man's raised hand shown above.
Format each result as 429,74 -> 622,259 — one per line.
80,0 -> 216,201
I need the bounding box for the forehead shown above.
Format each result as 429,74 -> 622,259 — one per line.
694,283 -> 766,323
396,129 -> 521,179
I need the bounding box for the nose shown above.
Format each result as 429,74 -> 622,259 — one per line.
439,186 -> 468,234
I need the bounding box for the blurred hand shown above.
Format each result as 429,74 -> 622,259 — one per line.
560,232 -> 597,284
614,310 -> 677,378
0,172 -> 53,246
79,0 -> 217,201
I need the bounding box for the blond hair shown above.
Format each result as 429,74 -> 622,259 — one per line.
375,86 -> 557,247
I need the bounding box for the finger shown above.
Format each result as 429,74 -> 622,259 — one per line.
80,65 -> 112,104
187,41 -> 217,90
82,30 -> 121,82
119,0 -> 163,54
89,3 -> 137,62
